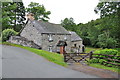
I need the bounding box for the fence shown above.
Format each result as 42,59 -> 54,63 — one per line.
89,52 -> 120,67
63,51 -> 120,67
63,52 -> 90,63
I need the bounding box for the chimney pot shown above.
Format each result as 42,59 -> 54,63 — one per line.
26,13 -> 35,20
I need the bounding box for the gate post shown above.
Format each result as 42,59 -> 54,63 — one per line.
63,53 -> 67,62
89,51 -> 93,60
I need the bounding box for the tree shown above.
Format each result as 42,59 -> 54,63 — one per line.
97,33 -> 118,48
60,2 -> 120,48
2,2 -> 15,30
61,17 -> 77,32
77,23 -> 91,46
94,2 -> 120,47
2,0 -> 26,31
26,2 -> 51,21
13,2 -> 26,31
94,2 -> 120,18
87,21 -> 101,47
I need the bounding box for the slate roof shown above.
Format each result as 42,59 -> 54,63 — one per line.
69,31 -> 82,41
31,20 -> 70,35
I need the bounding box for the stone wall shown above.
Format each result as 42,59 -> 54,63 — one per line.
19,20 -> 84,53
8,36 -> 41,49
71,40 -> 83,53
20,21 -> 72,52
41,34 -> 71,53
20,21 -> 42,46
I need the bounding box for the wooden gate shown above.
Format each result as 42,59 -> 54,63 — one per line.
63,53 -> 90,63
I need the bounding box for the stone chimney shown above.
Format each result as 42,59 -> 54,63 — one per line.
26,13 -> 35,20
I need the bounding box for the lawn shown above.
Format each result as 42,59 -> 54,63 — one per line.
1,42 -> 67,67
89,63 -> 119,73
85,46 -> 102,53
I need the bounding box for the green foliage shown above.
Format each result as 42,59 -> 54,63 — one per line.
2,2 -> 26,31
1,29 -> 18,41
62,2 -> 120,48
89,59 -> 99,63
89,49 -> 119,68
0,37 -> 2,42
89,64 -> 119,73
94,2 -> 120,18
61,17 -> 77,32
79,15 -> 119,48
85,47 -> 101,53
26,2 -> 51,21
94,49 -> 118,55
114,48 -> 120,52
94,2 -> 120,47
97,33 -> 118,48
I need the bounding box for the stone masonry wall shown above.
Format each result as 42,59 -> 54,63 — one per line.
71,41 -> 83,53
41,34 -> 71,53
20,21 -> 42,46
8,36 -> 41,49
19,20 -> 83,53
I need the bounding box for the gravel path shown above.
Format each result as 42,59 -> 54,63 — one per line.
68,63 -> 119,78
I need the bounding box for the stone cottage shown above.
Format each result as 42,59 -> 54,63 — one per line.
8,13 -> 84,53
69,31 -> 84,53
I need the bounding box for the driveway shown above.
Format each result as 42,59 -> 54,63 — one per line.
2,45 -> 99,78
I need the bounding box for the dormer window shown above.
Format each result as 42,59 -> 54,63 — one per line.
48,34 -> 53,42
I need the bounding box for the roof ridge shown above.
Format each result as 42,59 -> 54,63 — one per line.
32,20 -> 70,34
38,20 -> 60,25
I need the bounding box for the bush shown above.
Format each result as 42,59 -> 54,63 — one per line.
97,34 -> 118,48
1,29 -> 18,41
89,59 -> 99,63
89,49 -> 119,68
94,49 -> 118,55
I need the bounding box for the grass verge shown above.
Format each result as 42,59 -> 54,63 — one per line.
114,48 -> 120,51
85,47 -> 119,73
88,63 -> 119,73
1,42 -> 67,67
85,46 -> 102,53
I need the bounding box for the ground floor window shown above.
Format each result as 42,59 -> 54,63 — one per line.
48,45 -> 53,52
74,44 -> 77,47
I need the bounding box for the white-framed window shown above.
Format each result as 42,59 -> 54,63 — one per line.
48,34 -> 53,42
64,35 -> 67,41
48,45 -> 53,52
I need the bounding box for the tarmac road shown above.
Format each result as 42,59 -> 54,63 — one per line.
1,45 -> 99,78
0,45 -> 2,79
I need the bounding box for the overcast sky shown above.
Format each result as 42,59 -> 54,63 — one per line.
23,0 -> 100,24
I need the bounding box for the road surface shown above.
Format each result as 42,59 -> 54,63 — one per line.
2,45 -> 99,78
0,45 -> 2,79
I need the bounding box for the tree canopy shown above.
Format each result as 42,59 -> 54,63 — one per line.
2,1 -> 26,31
1,1 -> 51,32
61,17 -> 77,32
26,2 -> 51,21
61,2 -> 120,48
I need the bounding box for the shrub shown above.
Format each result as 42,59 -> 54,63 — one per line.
1,29 -> 18,41
97,34 -> 118,48
89,59 -> 99,63
94,49 -> 118,55
114,48 -> 120,56
89,49 -> 119,68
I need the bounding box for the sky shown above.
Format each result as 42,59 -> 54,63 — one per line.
23,0 -> 100,24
